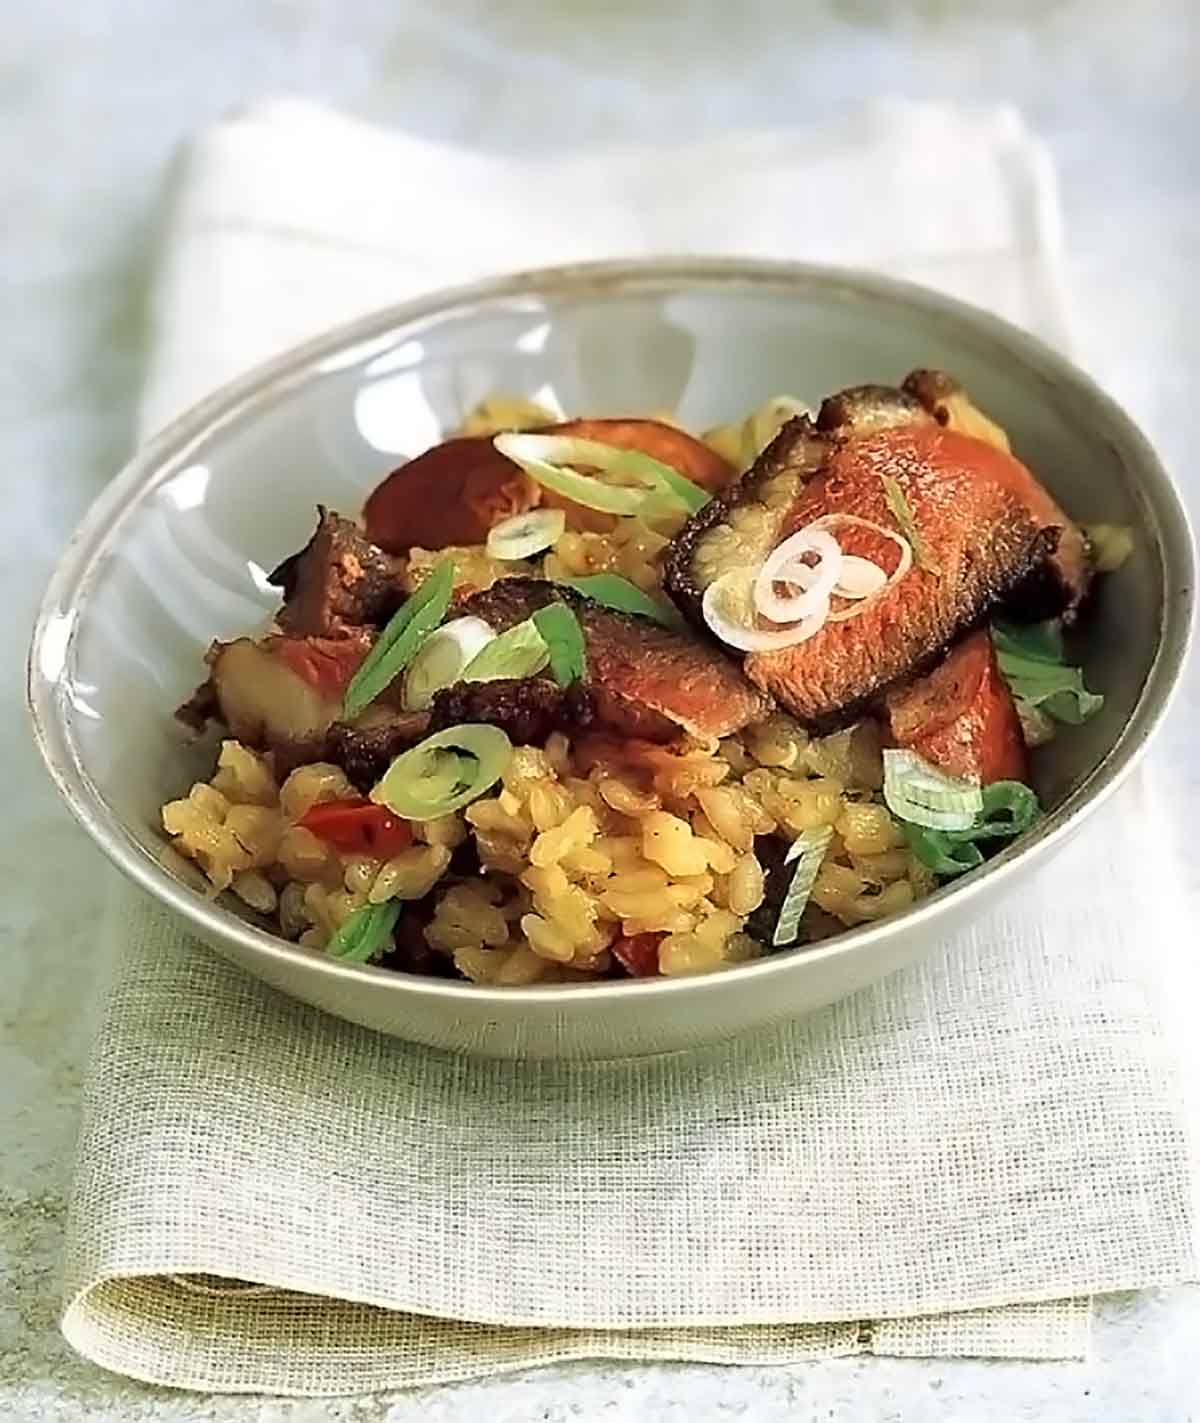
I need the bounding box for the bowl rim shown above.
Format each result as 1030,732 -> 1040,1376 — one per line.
28,255 -> 1197,1010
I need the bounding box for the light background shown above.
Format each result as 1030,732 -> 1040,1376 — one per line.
2,1 -> 1197,1418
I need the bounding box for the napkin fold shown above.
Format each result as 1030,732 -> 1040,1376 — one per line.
64,97 -> 1195,1395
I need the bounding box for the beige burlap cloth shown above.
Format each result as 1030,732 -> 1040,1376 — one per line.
61,100 -> 1195,1394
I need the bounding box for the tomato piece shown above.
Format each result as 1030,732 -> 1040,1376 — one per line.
886,630 -> 1028,785
274,636 -> 369,699
612,932 -> 664,977
298,799 -> 414,857
364,437 -> 539,553
364,419 -> 738,551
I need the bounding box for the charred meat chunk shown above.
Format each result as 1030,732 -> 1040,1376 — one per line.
884,629 -> 1028,785
269,507 -> 404,636
429,677 -> 596,746
325,712 -> 432,791
459,578 -> 772,742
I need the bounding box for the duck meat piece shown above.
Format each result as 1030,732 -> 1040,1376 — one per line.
459,578 -> 772,742
175,676 -> 220,734
665,416 -> 1055,729
429,677 -> 596,746
815,383 -> 936,438
885,630 -> 1028,785
204,632 -> 369,758
901,369 -> 1092,618
269,507 -> 404,636
325,711 -> 432,791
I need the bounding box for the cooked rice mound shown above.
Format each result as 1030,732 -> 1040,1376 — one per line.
162,715 -> 934,983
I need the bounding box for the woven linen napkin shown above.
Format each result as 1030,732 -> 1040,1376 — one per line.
62,98 -> 1195,1395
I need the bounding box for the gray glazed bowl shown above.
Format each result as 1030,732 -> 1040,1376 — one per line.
29,259 -> 1194,1059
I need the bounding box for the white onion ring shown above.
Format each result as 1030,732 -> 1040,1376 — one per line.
754,527 -> 842,623
833,554 -> 888,600
804,514 -> 913,623
703,571 -> 829,652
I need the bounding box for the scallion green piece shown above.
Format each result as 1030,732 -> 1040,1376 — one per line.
882,749 -> 983,831
343,559 -> 455,720
326,902 -> 401,964
531,602 -> 587,687
493,433 -> 709,517
460,619 -> 551,682
900,778 -> 1042,879
560,574 -> 686,629
372,724 -> 513,819
880,473 -> 939,575
902,823 -> 985,878
772,826 -> 834,947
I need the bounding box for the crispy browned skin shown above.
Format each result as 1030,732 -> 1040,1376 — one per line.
269,507 -> 404,636
325,712 -> 432,791
459,579 -> 772,741
665,416 -> 1055,728
901,370 -> 1092,617
429,678 -> 597,746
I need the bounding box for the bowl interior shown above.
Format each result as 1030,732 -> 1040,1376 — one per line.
39,266 -> 1180,939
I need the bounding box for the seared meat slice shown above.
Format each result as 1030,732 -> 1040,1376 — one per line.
200,631 -> 428,783
269,507 -> 404,636
665,417 -> 1054,728
885,630 -> 1028,785
325,711 -> 431,791
459,579 -> 772,742
901,369 -> 1092,618
429,678 -> 597,746
205,632 -> 369,758
664,416 -> 832,628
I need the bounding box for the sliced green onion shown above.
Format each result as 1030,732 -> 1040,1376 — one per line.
326,902 -> 401,964
401,748 -> 468,808
772,826 -> 834,947
900,779 -> 1042,878
560,573 -> 686,629
402,616 -> 496,711
493,433 -> 708,517
485,508 -> 566,561
343,559 -> 455,719
607,449 -> 710,514
901,823 -> 984,878
531,602 -> 587,687
961,780 -> 1042,840
882,748 -> 982,831
461,619 -> 550,682
991,621 -> 1103,724
1083,523 -> 1134,573
372,725 -> 513,819
881,474 -> 939,575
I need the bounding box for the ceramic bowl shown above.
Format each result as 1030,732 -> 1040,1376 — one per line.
28,259 -> 1195,1059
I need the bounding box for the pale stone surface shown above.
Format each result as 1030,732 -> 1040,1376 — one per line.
2,0 -> 1197,1417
